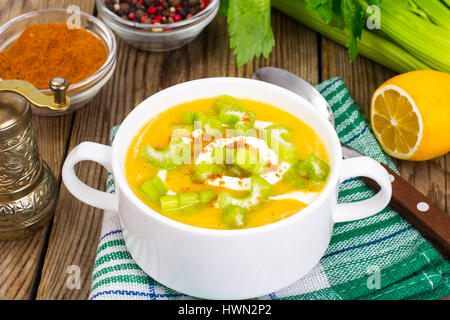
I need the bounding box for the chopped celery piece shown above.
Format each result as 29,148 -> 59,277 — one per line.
264,124 -> 298,163
283,153 -> 330,189
160,191 -> 216,212
139,176 -> 168,202
212,95 -> 255,131
200,190 -> 217,204
218,176 -> 271,211
191,162 -> 223,182
282,161 -> 307,188
179,192 -> 200,207
183,111 -> 195,124
151,176 -> 168,194
141,144 -> 180,170
141,125 -> 192,170
222,205 -> 246,228
160,195 -> 180,211
193,112 -> 222,136
211,95 -> 245,113
218,105 -> 255,131
300,154 -> 330,181
235,148 -> 267,175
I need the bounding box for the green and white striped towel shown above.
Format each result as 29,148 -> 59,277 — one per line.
89,78 -> 450,300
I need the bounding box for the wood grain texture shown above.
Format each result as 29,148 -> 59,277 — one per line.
0,0 -> 95,300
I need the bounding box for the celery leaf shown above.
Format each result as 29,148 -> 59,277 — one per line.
305,0 -> 333,23
227,0 -> 275,67
341,0 -> 364,61
305,0 -> 384,62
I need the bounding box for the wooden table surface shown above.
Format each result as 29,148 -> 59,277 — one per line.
0,0 -> 448,300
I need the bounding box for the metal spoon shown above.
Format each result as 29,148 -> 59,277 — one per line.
252,67 -> 363,157
253,67 -> 335,128
252,67 -> 450,259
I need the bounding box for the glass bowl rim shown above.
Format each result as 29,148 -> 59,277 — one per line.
95,0 -> 219,31
0,8 -> 117,94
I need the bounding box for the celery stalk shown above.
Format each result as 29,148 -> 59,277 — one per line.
222,206 -> 246,228
271,0 -> 431,73
377,1 -> 450,72
411,0 -> 450,28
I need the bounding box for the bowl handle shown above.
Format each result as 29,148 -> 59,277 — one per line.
334,157 -> 392,223
62,142 -> 118,212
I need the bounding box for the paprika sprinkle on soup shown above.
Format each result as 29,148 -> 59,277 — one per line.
0,23 -> 108,90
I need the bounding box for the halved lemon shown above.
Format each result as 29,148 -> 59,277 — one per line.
370,70 -> 450,161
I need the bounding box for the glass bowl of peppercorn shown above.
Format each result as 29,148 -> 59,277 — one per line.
0,8 -> 117,116
96,0 -> 219,52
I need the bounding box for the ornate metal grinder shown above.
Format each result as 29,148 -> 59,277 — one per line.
0,78 -> 70,239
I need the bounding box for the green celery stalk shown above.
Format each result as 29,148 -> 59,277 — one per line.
385,0 -> 431,21
377,1 -> 450,72
416,0 -> 450,29
222,205 -> 246,228
271,0 -> 431,73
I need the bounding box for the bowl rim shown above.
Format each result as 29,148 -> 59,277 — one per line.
96,0 -> 219,31
0,8 -> 117,94
111,77 -> 343,237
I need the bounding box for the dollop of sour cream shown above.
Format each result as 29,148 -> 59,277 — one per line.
195,135 -> 278,168
206,161 -> 291,191
194,130 -> 316,205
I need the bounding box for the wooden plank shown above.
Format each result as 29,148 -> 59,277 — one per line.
35,9 -> 320,299
0,0 -> 95,300
320,37 -> 396,113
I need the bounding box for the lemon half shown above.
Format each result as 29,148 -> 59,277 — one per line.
370,70 -> 450,161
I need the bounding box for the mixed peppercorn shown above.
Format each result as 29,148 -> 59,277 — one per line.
103,0 -> 211,25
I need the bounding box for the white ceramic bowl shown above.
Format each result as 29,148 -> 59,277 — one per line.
62,78 -> 392,299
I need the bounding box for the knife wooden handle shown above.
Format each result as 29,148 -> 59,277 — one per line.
363,163 -> 450,260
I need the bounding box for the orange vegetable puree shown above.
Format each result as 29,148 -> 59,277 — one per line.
125,98 -> 329,229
